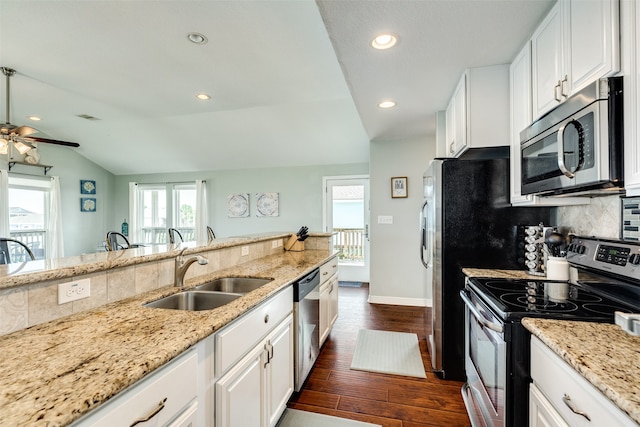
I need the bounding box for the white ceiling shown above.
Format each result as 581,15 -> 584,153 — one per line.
0,0 -> 553,176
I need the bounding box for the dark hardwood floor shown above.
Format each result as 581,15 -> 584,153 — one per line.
287,284 -> 471,427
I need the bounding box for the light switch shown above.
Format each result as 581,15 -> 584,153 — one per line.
378,215 -> 393,224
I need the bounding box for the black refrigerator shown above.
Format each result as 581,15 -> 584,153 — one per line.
419,157 -> 550,381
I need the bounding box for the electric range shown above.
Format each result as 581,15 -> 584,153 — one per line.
461,236 -> 640,427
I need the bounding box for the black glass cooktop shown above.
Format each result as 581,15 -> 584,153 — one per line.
467,277 -> 640,321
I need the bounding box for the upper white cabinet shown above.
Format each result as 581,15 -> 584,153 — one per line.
509,41 -> 589,206
622,0 -> 640,196
531,0 -> 620,120
444,64 -> 510,158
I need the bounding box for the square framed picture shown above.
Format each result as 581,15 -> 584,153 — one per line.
80,198 -> 97,212
80,180 -> 96,194
391,177 -> 408,198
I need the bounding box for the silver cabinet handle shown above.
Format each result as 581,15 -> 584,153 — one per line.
560,75 -> 568,98
130,398 -> 167,426
554,80 -> 562,102
562,394 -> 591,421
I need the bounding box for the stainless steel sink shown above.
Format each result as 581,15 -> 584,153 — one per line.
194,277 -> 272,294
144,291 -> 241,311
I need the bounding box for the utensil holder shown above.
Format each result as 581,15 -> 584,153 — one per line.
284,235 -> 305,252
546,256 -> 569,281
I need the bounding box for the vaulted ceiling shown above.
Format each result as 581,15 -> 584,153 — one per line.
0,0 -> 553,175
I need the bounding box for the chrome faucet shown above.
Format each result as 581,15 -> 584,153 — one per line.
175,248 -> 208,288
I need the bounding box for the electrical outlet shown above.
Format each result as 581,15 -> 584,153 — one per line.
278,240 -> 283,247
58,278 -> 91,304
378,215 -> 394,224
272,240 -> 278,249
241,246 -> 249,256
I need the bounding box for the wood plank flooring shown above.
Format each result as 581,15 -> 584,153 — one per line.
287,284 -> 471,427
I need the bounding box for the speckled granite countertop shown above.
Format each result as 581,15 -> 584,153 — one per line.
462,267 -> 547,280
523,318 -> 640,424
0,249 -> 334,426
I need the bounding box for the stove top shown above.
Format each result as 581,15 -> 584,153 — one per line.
467,277 -> 640,321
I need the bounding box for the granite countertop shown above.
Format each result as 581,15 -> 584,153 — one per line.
0,249 -> 334,426
462,267 -> 547,280
523,318 -> 640,424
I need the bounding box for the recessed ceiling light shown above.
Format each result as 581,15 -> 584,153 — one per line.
187,32 -> 208,45
371,33 -> 397,50
196,93 -> 211,100
378,100 -> 397,109
27,116 -> 41,121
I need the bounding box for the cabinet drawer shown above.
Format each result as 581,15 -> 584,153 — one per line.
215,286 -> 293,375
530,337 -> 635,427
75,349 -> 198,426
320,258 -> 338,283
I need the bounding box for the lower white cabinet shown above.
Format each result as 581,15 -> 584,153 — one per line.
215,314 -> 293,427
529,336 -> 636,427
72,349 -> 198,427
319,258 -> 339,346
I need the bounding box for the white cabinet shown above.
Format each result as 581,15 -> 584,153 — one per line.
445,65 -> 510,158
531,0 -> 620,120
214,287 -> 294,427
319,258 -> 338,345
509,41 -> 589,207
72,349 -> 199,427
215,314 -> 293,427
529,336 -> 636,427
622,0 -> 640,196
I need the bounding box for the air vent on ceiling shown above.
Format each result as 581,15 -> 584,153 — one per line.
76,114 -> 100,121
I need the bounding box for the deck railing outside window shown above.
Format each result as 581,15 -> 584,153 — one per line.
9,230 -> 46,260
333,228 -> 364,262
141,227 -> 195,244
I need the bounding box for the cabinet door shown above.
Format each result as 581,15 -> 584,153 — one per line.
319,283 -> 330,345
328,274 -> 339,328
565,0 -> 619,95
265,316 -> 294,427
445,96 -> 456,157
532,1 -> 563,119
215,347 -> 265,427
510,41 -> 535,205
529,384 -> 570,427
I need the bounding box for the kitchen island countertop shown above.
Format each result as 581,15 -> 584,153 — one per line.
0,249 -> 334,426
523,318 -> 640,424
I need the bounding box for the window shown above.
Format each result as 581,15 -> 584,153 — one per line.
8,176 -> 51,260
137,183 -> 196,244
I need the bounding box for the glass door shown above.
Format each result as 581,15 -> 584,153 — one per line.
323,176 -> 370,283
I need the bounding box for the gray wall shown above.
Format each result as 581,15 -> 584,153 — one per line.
1,144 -> 116,256
113,163 -> 369,238
369,136 -> 435,306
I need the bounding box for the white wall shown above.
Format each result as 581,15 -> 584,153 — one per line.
369,136 -> 435,306
113,163 -> 369,238
1,144 -> 116,256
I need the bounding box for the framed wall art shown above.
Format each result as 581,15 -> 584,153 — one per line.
80,179 -> 96,194
80,198 -> 96,212
256,192 -> 279,217
227,193 -> 250,218
391,177 -> 408,198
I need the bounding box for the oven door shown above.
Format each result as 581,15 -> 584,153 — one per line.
461,289 -> 506,427
521,101 -> 600,196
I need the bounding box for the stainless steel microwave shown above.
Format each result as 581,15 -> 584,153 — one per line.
520,77 -> 623,197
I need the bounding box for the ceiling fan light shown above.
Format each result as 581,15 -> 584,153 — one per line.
14,140 -> 33,154
27,116 -> 41,121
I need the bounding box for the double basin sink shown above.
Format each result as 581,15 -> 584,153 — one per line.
144,277 -> 273,311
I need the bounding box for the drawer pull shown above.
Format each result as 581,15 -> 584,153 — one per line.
264,314 -> 270,323
130,397 -> 167,426
562,394 -> 591,421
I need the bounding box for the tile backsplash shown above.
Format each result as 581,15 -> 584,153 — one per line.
554,195 -> 621,239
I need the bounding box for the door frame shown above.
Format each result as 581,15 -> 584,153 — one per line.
322,174 -> 370,283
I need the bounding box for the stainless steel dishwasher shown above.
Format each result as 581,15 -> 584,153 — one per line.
293,268 -> 320,391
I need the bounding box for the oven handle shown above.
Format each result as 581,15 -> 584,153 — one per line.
460,290 -> 504,333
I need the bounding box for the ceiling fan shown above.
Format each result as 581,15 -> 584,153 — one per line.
1,66 -> 80,155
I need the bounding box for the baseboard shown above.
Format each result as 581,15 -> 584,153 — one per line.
367,295 -> 429,307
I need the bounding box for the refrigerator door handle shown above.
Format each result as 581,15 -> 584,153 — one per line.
420,199 -> 430,268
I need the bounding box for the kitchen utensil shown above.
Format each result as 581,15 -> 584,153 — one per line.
545,232 -> 565,257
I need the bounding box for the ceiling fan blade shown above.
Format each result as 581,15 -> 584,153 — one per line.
23,135 -> 80,148
13,125 -> 37,136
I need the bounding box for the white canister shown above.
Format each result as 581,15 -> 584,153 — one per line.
546,256 -> 569,281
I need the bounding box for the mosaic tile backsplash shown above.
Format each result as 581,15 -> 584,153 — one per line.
555,195 -> 621,239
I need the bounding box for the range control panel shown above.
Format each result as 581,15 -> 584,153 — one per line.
568,236 -> 640,280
